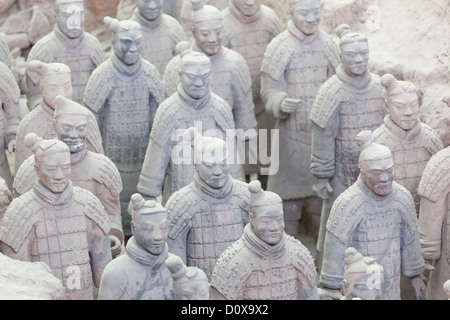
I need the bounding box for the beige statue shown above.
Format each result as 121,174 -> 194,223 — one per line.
166,127 -> 250,280
165,254 -> 210,300
210,180 -> 319,300
15,60 -> 103,174
25,0 -> 105,110
0,133 -> 112,300
444,280 -> 450,300
98,193 -> 173,300
130,0 -> 187,77
309,24 -> 387,270
13,95 -> 124,259
260,0 -> 340,241
373,73 -> 443,214
319,130 -> 425,300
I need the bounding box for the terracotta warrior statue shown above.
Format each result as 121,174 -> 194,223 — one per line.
84,16 -> 163,237
340,247 -> 384,300
260,0 -> 340,241
319,130 -> 425,300
0,133 -> 112,300
0,177 -> 12,220
372,73 -> 443,214
309,24 -> 387,270
166,127 -> 250,280
15,60 -> 103,174
0,60 -> 20,190
98,193 -> 173,300
210,180 -> 319,300
137,49 -> 243,205
417,96 -> 450,299
13,95 -> 124,259
25,0 -> 105,110
165,253 -> 210,300
130,0 -> 186,77
221,0 -> 283,182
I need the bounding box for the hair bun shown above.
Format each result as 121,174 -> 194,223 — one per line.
336,24 -> 351,39
248,180 -> 262,195
104,16 -> 120,32
130,193 -> 146,212
355,130 -> 373,152
380,73 -> 397,90
24,132 -> 42,152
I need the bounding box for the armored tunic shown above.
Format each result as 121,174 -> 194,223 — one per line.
320,177 -> 425,300
210,223 -> 319,300
137,84 -> 243,205
372,115 -> 443,213
0,181 -> 111,300
261,21 -> 340,199
98,237 -> 173,300
418,147 -> 450,300
25,25 -> 105,109
166,174 -> 250,279
13,145 -> 123,242
14,99 -> 104,173
163,44 -> 257,134
130,9 -> 186,77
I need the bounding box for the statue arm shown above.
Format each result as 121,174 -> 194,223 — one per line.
310,120 -> 338,179
87,220 -> 113,287
260,71 -> 289,120
319,231 -> 348,291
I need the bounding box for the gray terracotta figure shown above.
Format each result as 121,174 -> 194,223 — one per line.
260,0 -> 340,240
372,73 -> 443,214
130,0 -> 187,77
84,16 -> 164,237
98,193 -> 173,300
319,130 -> 425,300
309,24 -> 387,270
221,0 -> 283,181
137,49 -> 243,205
180,0 -> 230,39
0,60 -> 20,190
340,247 -> 384,300
417,124 -> 450,300
25,0 -> 105,110
210,179 -> 319,300
165,253 -> 210,300
166,127 -> 250,280
0,133 -> 112,300
0,35 -> 12,69
13,95 -> 124,258
15,60 -> 103,174
0,177 -> 12,221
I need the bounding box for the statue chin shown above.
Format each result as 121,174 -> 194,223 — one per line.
68,142 -> 84,153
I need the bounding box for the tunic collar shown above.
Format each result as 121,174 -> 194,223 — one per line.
383,114 -> 421,141
193,173 -> 233,200
34,179 -> 73,206
336,63 -> 373,90
125,236 -> 169,267
54,24 -> 84,49
131,8 -> 163,30
242,223 -> 286,259
111,52 -> 143,77
287,19 -> 319,44
176,83 -> 211,110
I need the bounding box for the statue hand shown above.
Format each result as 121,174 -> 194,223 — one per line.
318,287 -> 343,300
110,235 -> 122,258
411,275 -> 427,300
312,178 -> 333,200
7,139 -> 16,153
280,97 -> 302,113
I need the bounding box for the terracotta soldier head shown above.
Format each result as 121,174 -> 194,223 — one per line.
55,0 -> 85,39
28,60 -> 73,108
104,16 -> 143,66
130,193 -> 168,256
336,24 -> 369,78
190,0 -> 223,56
290,0 -> 321,35
248,180 -> 284,245
342,247 -> 384,300
53,95 -> 89,154
381,74 -> 419,131
24,132 -> 71,194
356,130 -> 395,196
178,49 -> 211,99
165,254 -> 210,300
135,0 -> 164,21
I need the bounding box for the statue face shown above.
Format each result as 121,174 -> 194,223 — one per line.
132,212 -> 168,255
233,0 -> 262,16
192,20 -> 223,56
113,30 -> 142,65
56,2 -> 85,39
291,0 -> 320,35
35,151 -> 71,193
40,73 -> 73,108
361,157 -> 395,196
180,64 -> 211,99
388,93 -> 419,130
197,158 -> 230,189
176,280 -> 210,300
135,0 -> 163,21
54,114 -> 89,153
351,283 -> 382,300
251,203 -> 285,245
340,41 -> 369,77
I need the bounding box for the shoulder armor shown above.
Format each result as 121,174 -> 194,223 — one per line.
90,152 -> 123,198
318,31 -> 341,70
149,95 -> 181,147
162,54 -> 182,98
260,5 -> 284,35
0,62 -> 20,105
142,60 -> 164,106
83,32 -> 106,67
418,147 -> 450,202
420,122 -> 444,155
286,235 -> 317,284
210,93 -> 236,130
73,186 -> 110,234
260,30 -> 295,80
222,47 -> 252,93
12,155 -> 36,197
162,14 -> 186,40
83,59 -> 114,113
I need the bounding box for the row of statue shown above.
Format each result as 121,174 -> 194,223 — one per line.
0,0 -> 449,301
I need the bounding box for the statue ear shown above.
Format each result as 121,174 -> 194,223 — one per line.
342,279 -> 349,289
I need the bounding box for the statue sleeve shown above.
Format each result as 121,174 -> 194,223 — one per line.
319,231 -> 348,290
310,120 -> 338,179
260,70 -> 289,120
